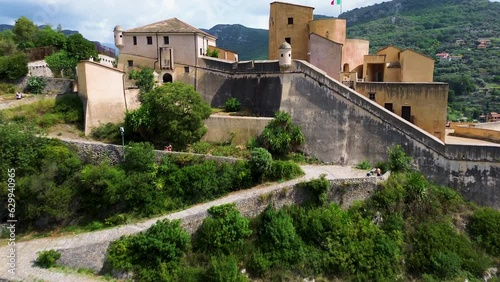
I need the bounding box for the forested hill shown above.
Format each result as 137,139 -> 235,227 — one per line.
342,0 -> 500,120
201,24 -> 268,61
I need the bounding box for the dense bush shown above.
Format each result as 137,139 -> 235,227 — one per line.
105,219 -> 190,276
0,53 -> 28,80
265,160 -> 304,181
260,111 -> 305,156
35,250 -> 61,268
406,221 -> 491,279
248,148 -> 272,181
468,207 -> 500,256
121,142 -> 156,173
206,255 -> 247,282
388,144 -> 413,172
224,97 -> 241,112
129,67 -> 155,93
90,122 -> 122,142
356,160 -> 372,170
0,82 -> 17,95
27,76 -> 46,94
297,174 -> 329,205
194,204 -> 252,254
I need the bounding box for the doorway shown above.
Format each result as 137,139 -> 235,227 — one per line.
162,73 -> 173,83
402,106 -> 412,122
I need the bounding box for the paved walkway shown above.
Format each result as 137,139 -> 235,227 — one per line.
0,165 -> 370,282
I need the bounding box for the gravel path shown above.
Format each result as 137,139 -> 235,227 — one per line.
0,165 -> 370,282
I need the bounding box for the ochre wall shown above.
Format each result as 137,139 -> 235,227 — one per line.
308,19 -> 346,45
452,126 -> 500,143
76,61 -> 126,135
203,115 -> 273,145
355,82 -> 448,141
309,33 -> 343,80
343,39 -> 369,78
377,46 -> 400,62
269,2 -> 313,60
208,46 -> 238,61
400,50 -> 434,82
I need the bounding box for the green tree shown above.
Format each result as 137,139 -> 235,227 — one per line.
45,50 -> 77,78
12,16 -> 37,50
248,148 -> 272,182
65,33 -> 98,62
129,67 -> 155,93
0,54 -> 28,80
34,25 -> 66,49
260,111 -> 305,156
0,30 -> 17,56
125,82 -> 211,149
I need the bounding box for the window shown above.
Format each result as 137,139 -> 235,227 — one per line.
281,54 -> 283,57
200,48 -> 203,55
133,36 -> 137,45
369,92 -> 376,100
164,36 -> 169,44
147,36 -> 153,45
384,103 -> 394,112
285,37 -> 291,44
127,60 -> 133,67
288,17 -> 293,24
184,66 -> 189,73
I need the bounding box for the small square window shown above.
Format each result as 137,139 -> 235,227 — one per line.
369,93 -> 376,100
200,48 -> 203,55
127,60 -> 133,67
184,66 -> 189,73
164,36 -> 169,44
288,17 -> 293,25
281,54 -> 283,57
285,37 -> 291,44
133,36 -> 137,45
147,36 -> 153,45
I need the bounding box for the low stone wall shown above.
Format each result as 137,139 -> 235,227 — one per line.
472,121 -> 500,131
203,115 -> 273,145
56,175 -> 380,273
17,76 -> 74,94
451,126 -> 500,144
61,140 -> 240,166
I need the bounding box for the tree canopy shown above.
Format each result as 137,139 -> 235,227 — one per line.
125,82 -> 212,149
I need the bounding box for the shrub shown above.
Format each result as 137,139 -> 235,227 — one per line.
194,204 -> 252,254
0,82 -> 17,95
298,174 -> 329,205
129,67 -> 155,93
53,94 -> 84,124
35,249 -> 61,268
468,207 -> 500,256
205,255 -> 247,282
121,142 -> 156,173
375,161 -> 389,174
0,53 -> 28,80
260,111 -> 305,156
265,160 -> 304,181
224,97 -> 241,112
248,148 -> 272,181
249,251 -> 272,276
388,145 -> 413,172
258,207 -> 305,265
189,141 -> 211,154
90,123 -> 122,142
356,160 -> 372,170
27,76 -> 46,94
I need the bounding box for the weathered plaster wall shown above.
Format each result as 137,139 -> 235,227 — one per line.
279,61 -> 500,208
471,121 -> 500,131
309,33 -> 343,81
203,115 -> 273,145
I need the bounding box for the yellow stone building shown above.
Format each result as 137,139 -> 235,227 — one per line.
268,1 -> 447,142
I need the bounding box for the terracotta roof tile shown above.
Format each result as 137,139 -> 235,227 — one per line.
125,18 -> 216,39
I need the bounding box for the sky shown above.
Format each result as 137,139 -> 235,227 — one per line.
0,0 -> 499,44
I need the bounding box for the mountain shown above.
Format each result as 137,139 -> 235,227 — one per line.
202,24 -> 268,61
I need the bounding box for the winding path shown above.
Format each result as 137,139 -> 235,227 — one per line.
0,165 -> 371,282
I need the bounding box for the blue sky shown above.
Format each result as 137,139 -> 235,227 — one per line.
0,0 -> 499,43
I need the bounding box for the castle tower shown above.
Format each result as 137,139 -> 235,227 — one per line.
113,25 -> 124,50
279,41 -> 292,69
269,2 -> 313,61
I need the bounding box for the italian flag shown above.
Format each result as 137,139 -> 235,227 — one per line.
331,0 -> 341,5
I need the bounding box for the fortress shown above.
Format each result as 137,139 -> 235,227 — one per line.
74,2 -> 500,208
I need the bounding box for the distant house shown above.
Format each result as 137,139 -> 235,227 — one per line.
450,55 -> 463,61
436,52 -> 450,61
477,38 -> 491,49
455,39 -> 465,45
487,112 -> 500,122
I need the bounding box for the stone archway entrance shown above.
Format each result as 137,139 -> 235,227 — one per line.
162,73 -> 173,83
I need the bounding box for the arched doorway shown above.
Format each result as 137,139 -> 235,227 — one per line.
343,63 -> 350,72
162,73 -> 173,83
